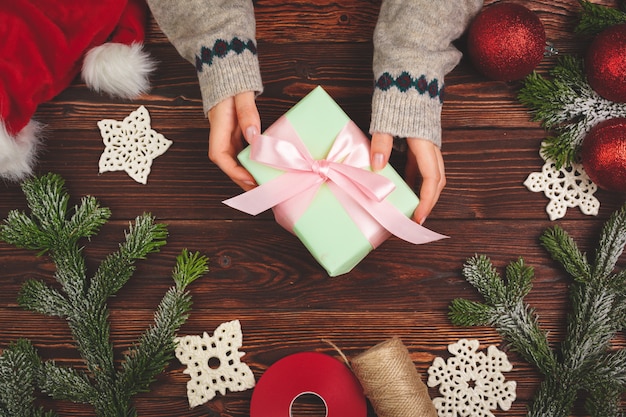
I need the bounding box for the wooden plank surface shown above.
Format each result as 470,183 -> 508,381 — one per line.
1,1 -> 625,416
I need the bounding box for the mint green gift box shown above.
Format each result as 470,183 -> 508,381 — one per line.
237,86 -> 419,276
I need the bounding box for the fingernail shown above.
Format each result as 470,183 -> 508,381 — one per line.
245,126 -> 259,142
243,180 -> 255,186
372,153 -> 384,171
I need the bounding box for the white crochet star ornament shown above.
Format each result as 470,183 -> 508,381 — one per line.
427,339 -> 516,417
98,105 -> 172,184
175,320 -> 255,408
524,144 -> 599,221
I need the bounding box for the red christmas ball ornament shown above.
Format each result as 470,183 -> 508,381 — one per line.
585,24 -> 626,103
467,3 -> 546,81
581,118 -> 626,193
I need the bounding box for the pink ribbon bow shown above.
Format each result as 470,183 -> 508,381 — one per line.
223,116 -> 447,246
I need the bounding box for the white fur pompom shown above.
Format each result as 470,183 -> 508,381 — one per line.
82,42 -> 156,99
0,120 -> 42,182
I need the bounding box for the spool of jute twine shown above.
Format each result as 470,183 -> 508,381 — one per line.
351,337 -> 438,417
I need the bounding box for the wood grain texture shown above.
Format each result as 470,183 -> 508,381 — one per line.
1,1 -> 624,416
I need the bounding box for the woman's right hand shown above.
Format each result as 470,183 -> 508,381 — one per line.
207,91 -> 260,191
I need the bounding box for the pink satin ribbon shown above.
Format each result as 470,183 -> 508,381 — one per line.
223,116 -> 447,246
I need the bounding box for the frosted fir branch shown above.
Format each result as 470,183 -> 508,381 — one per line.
17,279 -> 70,318
0,174 -> 208,417
119,290 -> 191,397
593,204 -> 626,279
581,350 -> 626,417
493,302 -> 557,376
0,340 -> 57,417
609,271 -> 626,331
451,256 -> 557,375
450,204 -> 626,416
461,256 -> 534,307
66,303 -> 115,386
11,174 -> 111,250
448,298 -> 496,327
1,174 -> 111,297
519,56 -> 626,168
575,0 -> 626,36
88,214 -> 168,304
0,210 -> 50,253
122,214 -> 168,260
561,283 -> 619,369
67,196 -> 111,241
540,226 -> 591,283
119,250 -> 208,399
459,254 -> 507,305
544,209 -> 626,371
583,385 -> 622,417
19,173 -> 70,236
542,208 -> 626,378
526,374 -> 579,417
583,349 -> 626,389
39,362 -> 97,404
504,258 -> 534,302
172,249 -> 210,290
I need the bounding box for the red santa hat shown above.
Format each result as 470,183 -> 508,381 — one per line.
0,0 -> 155,181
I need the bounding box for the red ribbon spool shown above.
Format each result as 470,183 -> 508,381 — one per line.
250,352 -> 367,417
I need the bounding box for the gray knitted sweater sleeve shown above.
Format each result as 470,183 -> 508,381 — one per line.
370,0 -> 483,147
146,0 -> 263,115
147,0 -> 482,146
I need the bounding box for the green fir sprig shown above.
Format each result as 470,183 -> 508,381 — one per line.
518,56 -> 626,169
450,204 -> 626,417
576,0 -> 626,36
0,173 -> 208,417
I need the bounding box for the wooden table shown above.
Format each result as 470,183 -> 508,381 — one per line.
1,1 -> 624,415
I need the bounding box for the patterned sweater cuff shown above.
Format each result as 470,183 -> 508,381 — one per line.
197,47 -> 263,115
369,88 -> 443,148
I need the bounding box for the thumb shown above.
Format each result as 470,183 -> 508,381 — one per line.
235,91 -> 261,143
370,132 -> 393,171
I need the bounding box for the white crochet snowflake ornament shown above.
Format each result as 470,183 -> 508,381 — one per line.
427,339 -> 516,417
175,320 -> 255,408
524,145 -> 599,221
98,105 -> 172,184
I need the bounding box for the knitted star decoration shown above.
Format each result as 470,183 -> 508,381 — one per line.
175,320 -> 255,408
524,145 -> 599,220
98,105 -> 172,184
427,339 -> 516,417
